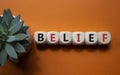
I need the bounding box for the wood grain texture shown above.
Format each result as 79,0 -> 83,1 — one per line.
0,0 -> 120,75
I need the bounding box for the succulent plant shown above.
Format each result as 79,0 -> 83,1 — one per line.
0,8 -> 31,66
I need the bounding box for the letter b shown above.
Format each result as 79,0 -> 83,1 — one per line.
34,31 -> 47,44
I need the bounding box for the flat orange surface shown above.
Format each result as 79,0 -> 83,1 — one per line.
0,0 -> 120,75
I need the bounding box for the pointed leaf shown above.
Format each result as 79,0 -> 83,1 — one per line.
13,43 -> 25,53
6,8 -> 13,19
10,15 -> 20,27
15,33 -> 28,41
5,43 -> 18,59
2,9 -> 13,26
9,21 -> 23,35
7,36 -> 15,42
0,50 -> 7,66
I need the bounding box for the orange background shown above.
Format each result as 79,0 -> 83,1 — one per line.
0,0 -> 120,75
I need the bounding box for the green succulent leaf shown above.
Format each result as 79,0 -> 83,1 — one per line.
15,33 -> 28,41
5,43 -> 18,59
2,9 -> 13,26
0,50 -> 7,66
0,23 -> 4,32
19,25 -> 29,33
9,57 -> 18,63
7,36 -> 16,42
13,42 -> 25,53
10,15 -> 20,27
8,21 -> 23,35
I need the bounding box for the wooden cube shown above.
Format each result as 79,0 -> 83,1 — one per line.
85,32 -> 97,45
98,32 -> 111,45
72,32 -> 84,45
59,32 -> 72,44
47,31 -> 59,44
34,31 -> 47,44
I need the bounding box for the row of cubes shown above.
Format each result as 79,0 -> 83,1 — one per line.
34,31 -> 111,45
